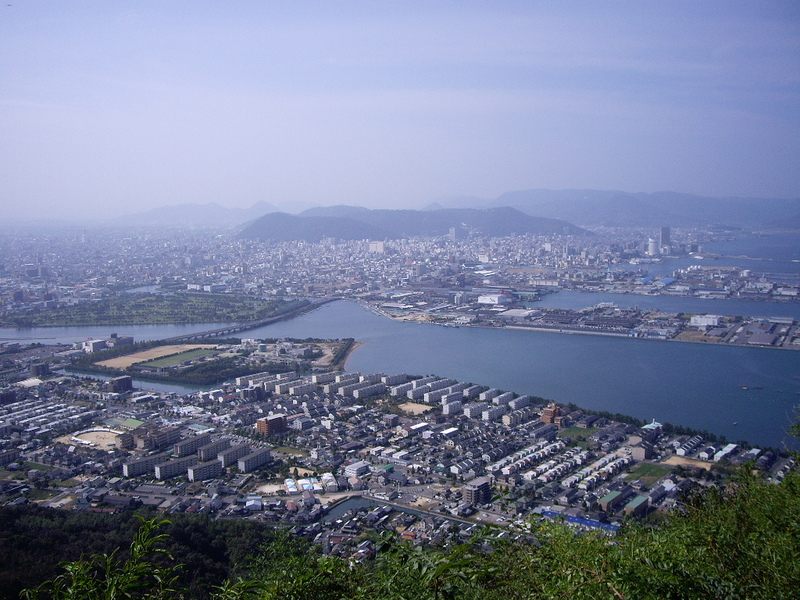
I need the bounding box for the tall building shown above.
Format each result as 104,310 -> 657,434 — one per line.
660,226 -> 671,248
463,476 -> 492,505
218,444 -> 251,467
256,414 -> 287,436
109,376 -> 133,393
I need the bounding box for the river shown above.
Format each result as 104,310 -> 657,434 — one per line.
241,300 -> 799,450
38,299 -> 796,448
3,295 -> 798,449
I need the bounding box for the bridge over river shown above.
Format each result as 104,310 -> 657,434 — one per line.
158,298 -> 336,344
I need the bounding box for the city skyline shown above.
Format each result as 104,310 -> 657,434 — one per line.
2,1 -> 799,222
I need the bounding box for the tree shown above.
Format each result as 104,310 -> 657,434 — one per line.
22,517 -> 182,600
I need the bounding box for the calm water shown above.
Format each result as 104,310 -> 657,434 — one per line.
641,232 -> 800,280
703,232 -> 800,263
245,300 -> 799,450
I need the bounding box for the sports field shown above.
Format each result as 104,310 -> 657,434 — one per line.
143,348 -> 218,367
56,430 -> 120,447
399,402 -> 430,415
96,344 -> 216,369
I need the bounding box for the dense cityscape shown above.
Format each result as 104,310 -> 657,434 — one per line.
3,3 -> 799,597
1,222 -> 797,580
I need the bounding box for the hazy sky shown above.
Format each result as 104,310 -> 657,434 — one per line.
1,1 -> 799,221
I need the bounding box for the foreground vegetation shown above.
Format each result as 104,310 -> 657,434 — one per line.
5,464 -> 799,600
2,294 -> 307,327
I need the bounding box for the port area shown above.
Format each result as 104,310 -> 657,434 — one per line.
360,299 -> 800,350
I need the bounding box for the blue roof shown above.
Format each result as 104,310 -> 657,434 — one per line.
542,510 -> 620,532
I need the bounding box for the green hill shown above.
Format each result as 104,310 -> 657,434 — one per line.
8,464 -> 800,600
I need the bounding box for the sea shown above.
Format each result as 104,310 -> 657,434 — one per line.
1,232 -> 798,449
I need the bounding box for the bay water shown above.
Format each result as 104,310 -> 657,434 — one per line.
245,300 -> 799,450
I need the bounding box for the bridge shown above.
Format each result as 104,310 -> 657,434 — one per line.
159,297 -> 336,344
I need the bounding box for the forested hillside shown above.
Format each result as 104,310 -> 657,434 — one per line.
5,464 -> 799,600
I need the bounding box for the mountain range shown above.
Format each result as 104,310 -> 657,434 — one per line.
237,206 -> 585,242
112,189 -> 800,232
431,189 -> 800,229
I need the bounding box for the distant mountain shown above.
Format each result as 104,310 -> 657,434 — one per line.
768,211 -> 800,229
237,212 -> 391,242
484,189 -> 800,228
421,194 -> 490,211
238,206 -> 585,242
300,205 -> 374,219
111,201 -> 280,228
109,189 -> 798,231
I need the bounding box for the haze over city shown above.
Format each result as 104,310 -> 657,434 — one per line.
2,1 -> 799,223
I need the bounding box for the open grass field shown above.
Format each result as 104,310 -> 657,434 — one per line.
27,489 -> 60,501
53,478 -> 81,488
273,447 -> 310,457
627,462 -> 673,485
25,461 -> 56,472
674,330 -> 720,343
557,426 -> 599,440
96,344 -> 216,369
142,348 -> 218,367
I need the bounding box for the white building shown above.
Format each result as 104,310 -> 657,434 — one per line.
477,294 -> 512,305
690,315 -> 721,328
343,460 -> 371,478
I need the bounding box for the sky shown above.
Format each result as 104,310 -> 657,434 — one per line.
1,1 -> 799,222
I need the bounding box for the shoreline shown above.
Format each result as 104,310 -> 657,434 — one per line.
357,300 -> 799,351
0,296 -> 330,330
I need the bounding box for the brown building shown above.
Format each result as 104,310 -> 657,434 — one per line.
109,376 -> 133,393
132,424 -> 182,451
30,363 -> 50,378
256,414 -> 287,437
541,402 -> 564,427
